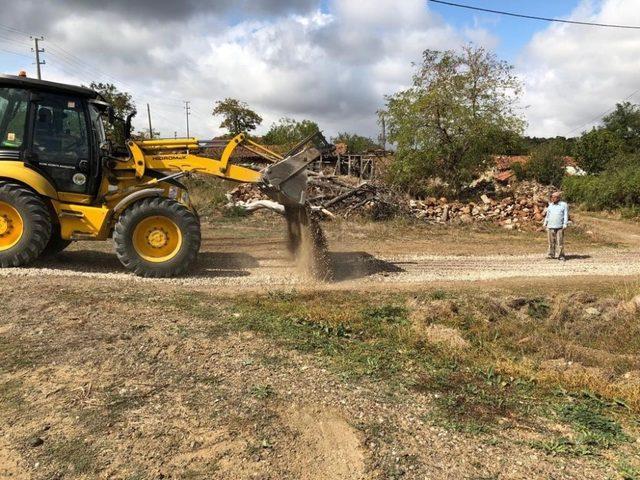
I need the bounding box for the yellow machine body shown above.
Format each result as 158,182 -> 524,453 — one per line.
0,161 -> 59,199
0,134 -> 287,241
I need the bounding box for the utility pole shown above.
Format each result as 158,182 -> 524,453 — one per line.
184,101 -> 191,138
376,110 -> 387,152
146,103 -> 153,139
31,36 -> 45,80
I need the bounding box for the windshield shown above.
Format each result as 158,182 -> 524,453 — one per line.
89,104 -> 106,145
0,87 -> 29,149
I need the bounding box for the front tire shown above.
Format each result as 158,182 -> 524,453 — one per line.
0,182 -> 51,267
114,197 -> 201,277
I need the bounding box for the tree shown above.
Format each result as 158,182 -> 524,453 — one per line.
331,132 -> 380,154
212,98 -> 262,135
574,127 -> 622,174
89,82 -> 135,146
513,142 -> 565,186
485,128 -> 527,155
603,102 -> 640,153
382,44 -> 524,194
262,117 -> 319,146
132,129 -> 161,140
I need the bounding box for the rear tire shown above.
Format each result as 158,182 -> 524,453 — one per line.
114,197 -> 201,277
0,182 -> 51,267
41,224 -> 72,257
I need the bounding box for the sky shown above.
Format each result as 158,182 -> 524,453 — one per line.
0,0 -> 639,141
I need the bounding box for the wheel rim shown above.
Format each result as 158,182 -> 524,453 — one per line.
0,201 -> 24,252
132,215 -> 182,263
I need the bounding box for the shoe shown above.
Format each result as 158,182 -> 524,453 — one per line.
547,255 -> 555,259
558,256 -> 566,261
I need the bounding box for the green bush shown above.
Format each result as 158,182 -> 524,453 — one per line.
574,128 -> 623,174
563,165 -> 640,210
514,142 -> 565,186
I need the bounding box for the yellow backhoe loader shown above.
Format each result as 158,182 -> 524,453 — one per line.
0,74 -> 329,277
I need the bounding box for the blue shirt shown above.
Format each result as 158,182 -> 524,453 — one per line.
544,201 -> 568,229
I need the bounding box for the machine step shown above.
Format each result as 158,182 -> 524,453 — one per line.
59,210 -> 85,218
70,232 -> 94,240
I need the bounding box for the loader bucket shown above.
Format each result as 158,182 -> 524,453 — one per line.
261,147 -> 320,206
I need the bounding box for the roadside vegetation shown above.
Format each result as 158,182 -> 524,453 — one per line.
564,163 -> 640,214
564,103 -> 640,213
1,281 -> 639,478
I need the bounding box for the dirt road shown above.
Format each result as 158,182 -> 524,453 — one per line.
1,212 -> 639,288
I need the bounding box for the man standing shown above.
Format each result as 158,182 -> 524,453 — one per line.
543,192 -> 568,261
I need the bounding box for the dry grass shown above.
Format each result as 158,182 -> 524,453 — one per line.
1,279 -> 639,479
405,289 -> 640,408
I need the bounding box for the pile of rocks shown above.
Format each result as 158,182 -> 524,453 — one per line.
408,182 -> 555,230
226,182 -> 266,204
226,177 -> 556,230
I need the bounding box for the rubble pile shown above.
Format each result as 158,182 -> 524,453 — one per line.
408,182 -> 556,230
227,174 -> 404,220
226,176 -> 556,230
226,182 -> 266,205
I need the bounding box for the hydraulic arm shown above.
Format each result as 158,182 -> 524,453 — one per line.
122,132 -> 330,207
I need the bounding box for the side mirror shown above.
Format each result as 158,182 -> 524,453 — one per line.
108,107 -> 116,125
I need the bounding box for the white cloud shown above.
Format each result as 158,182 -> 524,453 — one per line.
521,0 -> 640,137
1,0 -> 499,140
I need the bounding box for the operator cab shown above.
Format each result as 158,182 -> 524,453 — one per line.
0,74 -> 110,196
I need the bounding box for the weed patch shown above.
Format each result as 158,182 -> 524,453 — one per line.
44,438 -> 99,475
532,391 -> 630,456
526,298 -> 550,319
418,364 -> 536,432
361,305 -> 408,324
251,384 -> 275,399
619,462 -> 640,480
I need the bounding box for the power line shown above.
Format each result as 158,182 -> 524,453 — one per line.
0,47 -> 32,59
565,87 -> 640,136
0,32 -> 31,48
45,42 -> 206,116
0,23 -> 37,37
0,23 -> 213,133
428,0 -> 640,29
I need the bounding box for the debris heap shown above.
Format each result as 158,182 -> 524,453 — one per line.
227,177 -> 556,230
407,182 -> 556,230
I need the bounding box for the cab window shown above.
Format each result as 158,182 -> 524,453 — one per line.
0,87 -> 29,149
31,93 -> 91,193
33,94 -> 89,167
89,104 -> 106,145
